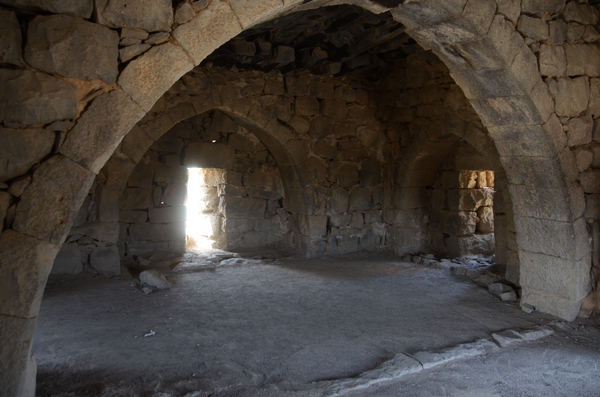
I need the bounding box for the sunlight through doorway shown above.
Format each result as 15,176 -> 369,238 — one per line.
185,168 -> 219,250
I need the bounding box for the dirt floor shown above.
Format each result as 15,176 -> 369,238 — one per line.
34,253 -> 600,397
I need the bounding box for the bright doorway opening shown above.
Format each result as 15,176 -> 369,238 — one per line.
185,168 -> 221,250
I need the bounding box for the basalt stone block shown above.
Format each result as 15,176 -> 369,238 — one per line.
51,242 -> 83,275
0,128 -> 55,183
348,187 -> 372,211
521,0 -> 565,14
0,69 -> 78,126
13,155 -> 94,244
90,245 -> 120,275
184,142 -> 235,169
221,197 -> 266,219
25,15 -> 119,84
0,0 -> 94,18
0,9 -> 23,66
330,187 -> 349,214
95,0 -> 173,31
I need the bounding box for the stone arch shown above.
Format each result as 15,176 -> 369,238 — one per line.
391,4 -> 590,320
391,119 -> 516,273
1,1 -> 597,395
95,85 -> 312,258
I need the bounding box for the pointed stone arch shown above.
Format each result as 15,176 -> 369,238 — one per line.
1,1 -> 595,395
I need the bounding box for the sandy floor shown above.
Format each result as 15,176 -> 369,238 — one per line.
34,255 -> 600,396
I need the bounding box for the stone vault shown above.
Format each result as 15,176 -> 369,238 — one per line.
1,0 -> 600,396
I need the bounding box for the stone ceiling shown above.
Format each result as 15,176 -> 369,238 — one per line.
203,5 -> 421,80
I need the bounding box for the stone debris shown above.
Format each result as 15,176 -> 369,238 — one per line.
143,330 -> 156,337
491,325 -> 554,348
321,324 -> 554,397
139,269 -> 172,290
500,290 -> 518,302
488,282 -> 513,295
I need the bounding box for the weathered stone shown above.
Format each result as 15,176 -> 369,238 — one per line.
96,186 -> 121,222
0,0 -> 93,18
554,77 -> 590,117
120,210 -> 148,224
566,22 -> 585,42
228,0 -> 283,28
517,15 -> 548,41
476,206 -> 494,234
563,1 -> 600,25
320,98 -> 347,121
564,44 -> 600,77
548,20 -> 567,45
70,222 -> 119,243
96,0 -> 173,31
360,159 -> 382,186
583,26 -> 600,43
330,187 -> 349,214
0,69 -> 78,126
13,155 -> 93,244
309,117 -> 334,138
539,45 -> 566,77
295,96 -> 320,116
175,2 -> 196,25
90,245 -> 120,275
121,126 -> 155,163
185,142 -> 235,168
51,243 -> 83,275
0,9 -> 23,66
149,206 -> 186,224
520,0 -> 565,14
339,165 -> 360,188
139,269 -> 171,289
121,188 -> 154,210
25,15 -> 119,84
309,80 -> 334,99
173,0 -> 242,64
60,89 -> 145,173
0,128 -> 55,183
574,148 -> 593,172
447,189 -> 493,211
314,140 -> 337,159
293,214 -> 327,238
349,187 -> 372,211
580,170 -> 600,193
221,197 -> 265,219
119,43 -> 151,63
567,115 -> 593,147
145,32 -> 170,45
129,223 -> 185,242
118,43 -> 194,112
161,184 -> 187,206
430,210 -> 477,236
121,28 -> 149,41
222,218 -> 254,234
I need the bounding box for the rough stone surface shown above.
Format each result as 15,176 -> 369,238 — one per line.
51,243 -> 83,275
0,69 -> 78,125
0,229 -> 60,319
95,0 -> 173,32
0,128 -> 55,183
0,9 -> 23,66
60,89 -> 146,173
118,43 -> 194,112
0,0 -> 93,18
139,269 -> 172,289
173,0 -> 242,64
90,245 -> 120,275
25,15 -> 119,84
13,155 -> 94,244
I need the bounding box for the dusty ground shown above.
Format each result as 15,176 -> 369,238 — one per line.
34,254 -> 600,397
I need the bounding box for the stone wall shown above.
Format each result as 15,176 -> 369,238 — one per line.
120,111 -> 288,255
430,170 -> 495,258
